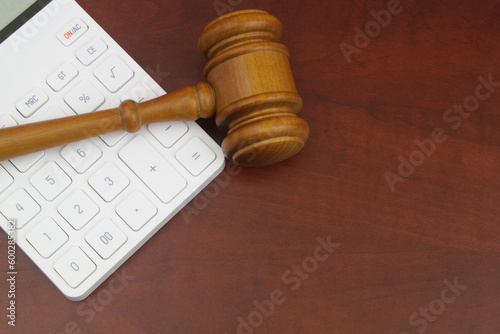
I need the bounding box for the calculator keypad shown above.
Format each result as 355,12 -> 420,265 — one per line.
0,9 -> 224,301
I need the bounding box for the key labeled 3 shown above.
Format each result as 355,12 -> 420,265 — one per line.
88,162 -> 129,202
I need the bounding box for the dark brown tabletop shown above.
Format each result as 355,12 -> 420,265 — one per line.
1,0 -> 499,333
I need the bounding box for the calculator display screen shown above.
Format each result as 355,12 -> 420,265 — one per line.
0,0 -> 37,31
0,0 -> 50,43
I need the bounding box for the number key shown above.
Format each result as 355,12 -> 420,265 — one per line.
30,161 -> 71,201
61,139 -> 102,173
85,218 -> 127,259
88,162 -> 129,202
58,190 -> 99,230
54,247 -> 96,288
0,189 -> 41,228
26,217 -> 68,258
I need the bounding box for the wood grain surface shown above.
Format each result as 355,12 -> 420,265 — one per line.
1,0 -> 499,333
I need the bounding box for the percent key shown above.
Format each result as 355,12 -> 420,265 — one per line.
64,80 -> 105,114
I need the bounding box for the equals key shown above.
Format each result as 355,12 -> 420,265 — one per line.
192,152 -> 201,160
176,137 -> 216,176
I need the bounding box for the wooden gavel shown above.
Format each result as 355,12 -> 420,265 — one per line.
0,10 -> 309,167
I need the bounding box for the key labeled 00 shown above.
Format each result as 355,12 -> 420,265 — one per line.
99,232 -> 113,245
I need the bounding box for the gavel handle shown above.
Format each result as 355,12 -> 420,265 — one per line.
0,82 -> 215,162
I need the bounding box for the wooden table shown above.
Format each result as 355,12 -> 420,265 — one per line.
2,0 -> 499,333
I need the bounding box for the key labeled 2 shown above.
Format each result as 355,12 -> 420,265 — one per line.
58,189 -> 99,230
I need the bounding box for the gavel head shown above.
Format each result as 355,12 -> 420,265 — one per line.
198,9 -> 310,167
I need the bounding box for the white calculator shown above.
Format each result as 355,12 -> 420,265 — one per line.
0,0 -> 225,300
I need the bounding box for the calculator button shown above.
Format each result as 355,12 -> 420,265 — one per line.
100,131 -> 128,147
85,218 -> 127,259
57,18 -> 89,46
61,139 -> 102,174
16,88 -> 49,118
0,189 -> 41,229
121,83 -> 156,103
76,37 -> 108,66
54,247 -> 96,288
26,217 -> 68,258
89,162 -> 129,202
30,161 -> 72,201
119,136 -> 187,203
58,190 -> 99,230
176,137 -> 216,176
94,55 -> 134,93
0,115 -> 17,129
148,122 -> 188,149
9,151 -> 45,172
116,191 -> 157,231
47,62 -> 79,92
31,106 -> 67,123
65,80 -> 105,114
0,166 -> 13,194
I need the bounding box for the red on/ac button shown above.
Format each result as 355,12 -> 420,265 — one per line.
57,18 -> 88,46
